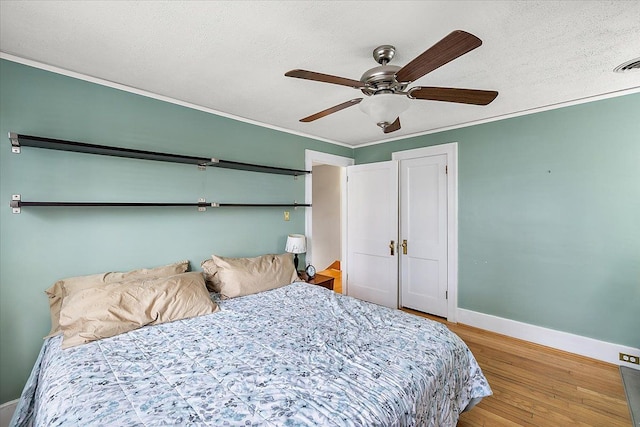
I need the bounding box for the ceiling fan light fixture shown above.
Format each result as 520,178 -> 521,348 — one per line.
359,93 -> 409,128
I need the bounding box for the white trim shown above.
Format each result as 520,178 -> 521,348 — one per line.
0,52 -> 351,149
305,150 -> 354,295
0,399 -> 18,427
354,86 -> 640,148
4,52 -> 638,150
392,143 -> 459,323
458,308 -> 640,369
0,399 -> 17,410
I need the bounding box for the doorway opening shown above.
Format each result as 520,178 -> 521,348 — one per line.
305,150 -> 354,294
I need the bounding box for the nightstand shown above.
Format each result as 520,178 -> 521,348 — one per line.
298,271 -> 334,290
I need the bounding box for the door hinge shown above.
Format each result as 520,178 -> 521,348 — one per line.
446,290 -> 448,299
445,165 -> 448,174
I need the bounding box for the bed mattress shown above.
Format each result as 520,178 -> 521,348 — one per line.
12,282 -> 491,426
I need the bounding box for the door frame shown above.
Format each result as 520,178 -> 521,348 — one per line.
392,142 -> 459,322
305,150 -> 355,294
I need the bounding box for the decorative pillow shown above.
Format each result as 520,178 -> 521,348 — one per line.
209,253 -> 298,299
59,272 -> 218,349
45,260 -> 190,338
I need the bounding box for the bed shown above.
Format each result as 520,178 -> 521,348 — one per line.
11,257 -> 491,426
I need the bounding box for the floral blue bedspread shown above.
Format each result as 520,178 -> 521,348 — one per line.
11,282 -> 491,426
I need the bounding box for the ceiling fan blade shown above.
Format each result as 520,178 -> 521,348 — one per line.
300,98 -> 363,122
408,87 -> 498,105
396,31 -> 482,83
383,117 -> 401,133
285,69 -> 365,89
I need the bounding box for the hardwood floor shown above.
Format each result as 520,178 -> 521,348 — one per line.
402,308 -> 632,427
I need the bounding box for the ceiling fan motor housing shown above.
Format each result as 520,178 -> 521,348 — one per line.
360,65 -> 407,95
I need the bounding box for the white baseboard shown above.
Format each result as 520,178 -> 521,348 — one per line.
0,399 -> 18,427
457,309 -> 640,370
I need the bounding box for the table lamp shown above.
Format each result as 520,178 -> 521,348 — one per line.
285,234 -> 306,270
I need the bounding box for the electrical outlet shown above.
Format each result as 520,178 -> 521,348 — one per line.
284,211 -> 290,221
619,352 -> 640,365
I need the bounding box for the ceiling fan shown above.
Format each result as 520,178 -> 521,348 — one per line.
285,30 -> 498,134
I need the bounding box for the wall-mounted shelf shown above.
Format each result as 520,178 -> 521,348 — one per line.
9,133 -> 311,176
9,132 -> 311,214
10,195 -> 310,214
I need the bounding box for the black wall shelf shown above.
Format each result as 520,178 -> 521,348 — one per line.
12,201 -> 309,208
9,132 -> 312,214
10,195 -> 309,214
9,133 -> 311,176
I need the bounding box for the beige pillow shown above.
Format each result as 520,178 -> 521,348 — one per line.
59,272 -> 218,349
201,258 -> 220,292
45,260 -> 189,338
209,253 -> 298,298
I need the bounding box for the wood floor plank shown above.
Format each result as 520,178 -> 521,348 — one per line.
459,405 -> 528,427
401,309 -> 632,426
487,372 -> 629,425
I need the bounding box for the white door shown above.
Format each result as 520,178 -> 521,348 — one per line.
399,154 -> 448,316
346,161 -> 398,308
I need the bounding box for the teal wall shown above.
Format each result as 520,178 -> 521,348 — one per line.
2,57 -> 639,404
0,59 -> 352,402
356,93 -> 640,350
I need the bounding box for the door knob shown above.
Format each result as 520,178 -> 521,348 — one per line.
389,240 -> 395,256
402,239 -> 408,255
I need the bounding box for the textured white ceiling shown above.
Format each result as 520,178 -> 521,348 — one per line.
1,1 -> 639,147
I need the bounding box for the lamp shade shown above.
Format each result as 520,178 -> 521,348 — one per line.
285,234 -> 306,254
358,93 -> 409,126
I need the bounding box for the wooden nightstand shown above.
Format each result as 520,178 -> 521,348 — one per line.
298,271 -> 334,290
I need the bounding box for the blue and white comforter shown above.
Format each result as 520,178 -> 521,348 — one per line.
12,282 -> 491,426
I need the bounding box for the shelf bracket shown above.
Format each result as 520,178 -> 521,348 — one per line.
198,158 -> 219,171
9,132 -> 20,154
11,194 -> 21,214
197,198 -> 221,211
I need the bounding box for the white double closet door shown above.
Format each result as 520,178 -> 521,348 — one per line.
346,148 -> 450,317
